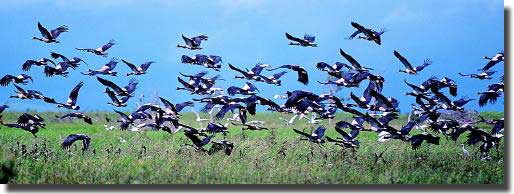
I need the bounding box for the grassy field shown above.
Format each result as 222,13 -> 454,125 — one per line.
0,112 -> 504,184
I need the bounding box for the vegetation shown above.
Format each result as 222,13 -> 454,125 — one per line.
0,112 -> 504,184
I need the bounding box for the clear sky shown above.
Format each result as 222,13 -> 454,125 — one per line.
0,0 -> 504,113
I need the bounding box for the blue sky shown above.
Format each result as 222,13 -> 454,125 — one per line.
0,0 -> 504,113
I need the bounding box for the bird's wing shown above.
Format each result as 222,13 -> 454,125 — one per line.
313,126 -> 326,138
339,49 -> 362,69
393,50 -> 414,71
227,86 -> 242,96
296,68 -> 309,85
123,78 -> 138,94
50,25 -> 68,38
215,104 -> 238,120
285,32 -> 306,43
304,34 -> 315,43
175,101 -> 194,112
97,77 -> 125,95
37,22 -> 52,39
273,71 -> 288,79
250,64 -> 265,75
159,97 -> 177,113
482,60 -> 497,71
400,120 -> 417,135
105,88 -> 120,104
22,60 -> 37,71
50,52 -> 70,62
0,75 -> 15,86
62,134 -> 79,147
335,124 -> 353,141
433,90 -> 452,106
13,84 -> 27,93
100,40 -> 116,51
181,55 -> 194,64
140,62 -> 153,71
228,63 -> 247,75
351,22 -> 373,37
403,79 -> 422,92
370,90 -> 393,108
121,59 -> 139,72
347,30 -> 361,39
114,109 -> 130,121
316,62 -> 329,71
67,81 -> 84,105
182,35 -> 194,47
350,92 -> 368,107
415,59 -> 432,71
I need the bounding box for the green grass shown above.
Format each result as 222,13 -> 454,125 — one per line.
0,112 -> 505,184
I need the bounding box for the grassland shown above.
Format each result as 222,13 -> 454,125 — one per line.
0,112 -> 505,184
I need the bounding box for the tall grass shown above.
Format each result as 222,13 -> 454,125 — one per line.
0,112 -> 504,184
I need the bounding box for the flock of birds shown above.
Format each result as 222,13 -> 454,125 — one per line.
0,21 -> 505,160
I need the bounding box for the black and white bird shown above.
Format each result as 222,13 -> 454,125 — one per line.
56,112 -> 93,125
481,52 -> 504,71
158,97 -> 193,116
17,113 -> 46,128
76,40 -> 116,57
44,62 -> 76,77
215,103 -> 247,124
0,122 -> 41,137
104,88 -> 130,107
0,113 -> 45,137
9,85 -> 58,104
227,82 -> 259,96
267,65 -> 309,85
33,22 -> 68,43
466,128 -> 502,160
258,71 -> 288,86
293,126 -> 326,143
96,76 -> 138,97
228,63 -> 270,81
57,82 -> 84,110
347,22 -> 385,45
113,110 -> 134,130
122,59 -> 154,76
459,71 -> 496,80
82,58 -> 118,76
285,33 -> 317,47
316,62 -> 346,78
478,82 -> 504,107
22,58 -> 55,71
410,133 -> 440,150
325,120 -> 361,148
181,54 -> 222,71
0,74 -> 33,86
61,134 -> 91,151
184,131 -> 214,151
208,140 -> 234,156
50,52 -> 87,70
177,34 -> 208,50
394,50 -> 432,75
